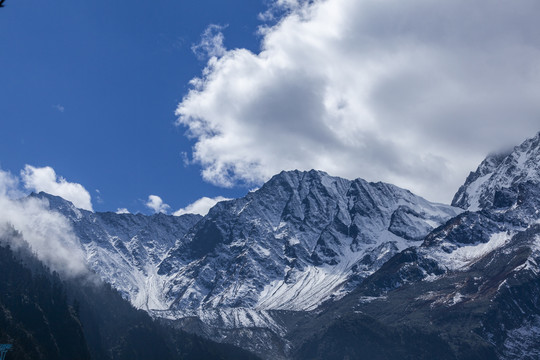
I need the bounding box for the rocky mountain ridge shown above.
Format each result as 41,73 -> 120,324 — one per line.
26,131 -> 540,359
286,132 -> 540,359
453,131 -> 540,211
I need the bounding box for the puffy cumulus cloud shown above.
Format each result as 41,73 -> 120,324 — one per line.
145,195 -> 170,214
177,0 -> 540,203
21,165 -> 93,211
192,24 -> 228,60
116,208 -> 130,214
0,168 -> 89,278
173,196 -> 231,216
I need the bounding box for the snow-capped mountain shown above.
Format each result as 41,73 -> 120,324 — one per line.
291,132 -> 540,359
27,132 -> 540,359
156,170 -> 460,316
359,132 -> 540,299
30,192 -> 202,310
35,171 -> 459,316
453,131 -> 540,211
31,170 -> 459,358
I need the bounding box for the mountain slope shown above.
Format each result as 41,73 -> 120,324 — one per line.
453,131 -> 540,211
156,170 -> 460,315
32,171 -> 459,359
286,132 -> 540,359
0,230 -> 90,360
0,225 -> 259,360
30,192 -> 201,311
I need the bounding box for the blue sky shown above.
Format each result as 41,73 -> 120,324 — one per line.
0,0 -> 268,213
2,0 -> 540,214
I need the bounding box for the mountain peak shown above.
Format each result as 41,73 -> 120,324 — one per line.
269,169 -> 332,184
452,132 -> 540,211
28,191 -> 83,214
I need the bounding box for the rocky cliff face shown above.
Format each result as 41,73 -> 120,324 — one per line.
35,170 -> 459,318
31,170 -> 460,359
291,132 -> 540,359
452,131 -> 540,211
156,170 -> 460,317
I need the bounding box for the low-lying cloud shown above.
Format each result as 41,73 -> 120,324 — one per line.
0,168 -> 89,277
177,0 -> 540,203
174,196 -> 231,216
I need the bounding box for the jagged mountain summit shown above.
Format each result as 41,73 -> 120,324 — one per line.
34,170 -> 460,317
291,132 -> 540,359
24,131 -> 540,359
31,170 -> 460,358
156,170 -> 460,316
453,131 -> 540,211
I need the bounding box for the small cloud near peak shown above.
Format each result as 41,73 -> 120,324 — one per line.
21,165 -> 93,211
174,196 -> 230,216
145,195 -> 170,214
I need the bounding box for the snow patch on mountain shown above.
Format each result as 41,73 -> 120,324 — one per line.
158,170 -> 461,314
453,132 -> 540,210
151,307 -> 286,337
30,192 -> 202,310
427,231 -> 512,271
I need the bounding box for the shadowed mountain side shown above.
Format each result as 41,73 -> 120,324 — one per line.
0,229 -> 259,360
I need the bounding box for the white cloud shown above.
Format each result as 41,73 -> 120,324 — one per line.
177,0 -> 540,203
53,104 -> 65,113
0,168 -> 23,199
95,189 -> 104,204
145,195 -> 170,214
21,165 -> 93,211
116,208 -> 130,214
191,24 -> 228,60
0,168 -> 89,277
174,196 -> 230,216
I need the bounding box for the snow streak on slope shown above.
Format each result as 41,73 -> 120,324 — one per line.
31,192 -> 201,310
426,231 -> 512,271
33,170 -> 459,328
158,170 -> 461,314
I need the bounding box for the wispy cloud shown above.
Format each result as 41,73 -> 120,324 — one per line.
0,167 -> 89,278
258,0 -> 309,21
53,104 -> 65,113
95,189 -> 104,204
191,24 -> 228,60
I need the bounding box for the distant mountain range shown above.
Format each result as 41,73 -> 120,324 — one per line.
6,131 -> 540,359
